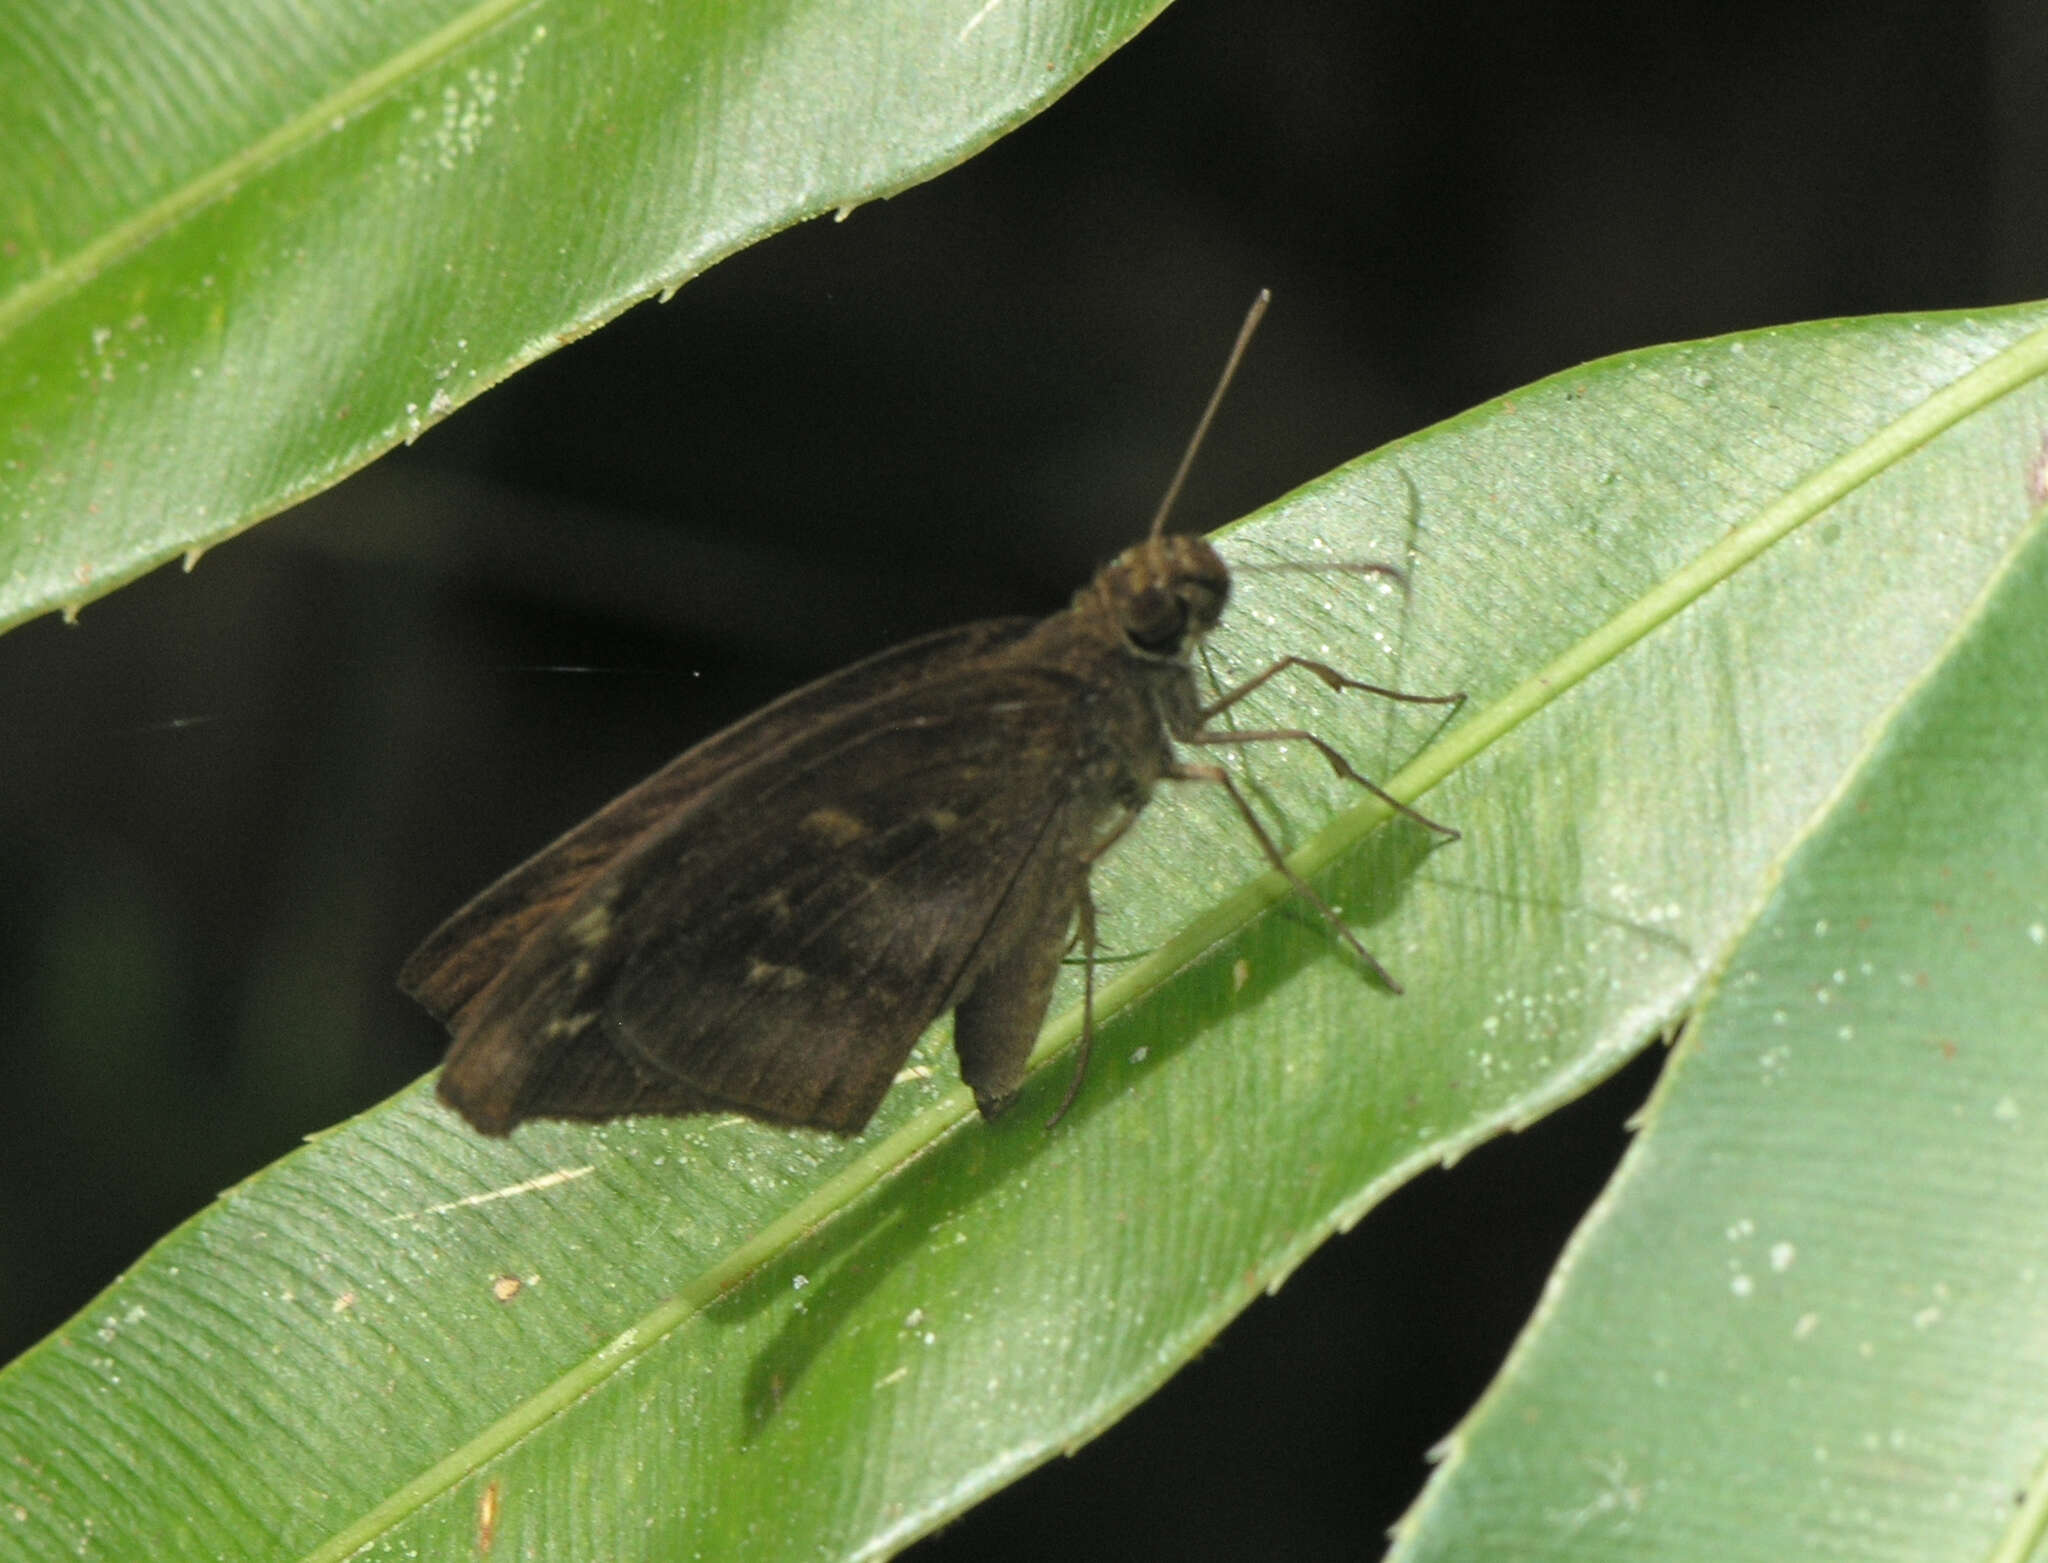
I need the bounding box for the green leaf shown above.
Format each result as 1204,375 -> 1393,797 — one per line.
1388,354 -> 2048,1556
4,302 -> 2045,1559
0,0 -> 1169,632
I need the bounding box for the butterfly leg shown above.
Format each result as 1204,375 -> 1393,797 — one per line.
1194,656 -> 1463,834
1036,803 -> 1155,1126
1200,655 -> 1466,721
1166,760 -> 1402,992
1185,725 -> 1459,838
1044,882 -> 1099,1130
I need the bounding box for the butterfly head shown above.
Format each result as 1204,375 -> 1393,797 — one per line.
1094,531 -> 1232,662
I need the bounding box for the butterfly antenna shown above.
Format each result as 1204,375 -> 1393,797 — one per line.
1146,288 -> 1272,538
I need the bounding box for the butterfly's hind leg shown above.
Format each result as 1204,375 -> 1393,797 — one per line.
1043,885 -> 1099,1129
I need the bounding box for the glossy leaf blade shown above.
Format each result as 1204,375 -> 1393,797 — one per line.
1390,363 -> 2048,1560
0,0 -> 1168,631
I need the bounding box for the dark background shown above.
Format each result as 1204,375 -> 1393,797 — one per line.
3,0 -> 2040,1555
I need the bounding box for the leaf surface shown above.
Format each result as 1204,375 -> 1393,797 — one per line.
4,304 -> 2046,1559
0,0 -> 1168,630
1391,341 -> 2048,1560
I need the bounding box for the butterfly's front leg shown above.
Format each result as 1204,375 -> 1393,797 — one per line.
1196,654 -> 1466,724
1187,656 -> 1465,838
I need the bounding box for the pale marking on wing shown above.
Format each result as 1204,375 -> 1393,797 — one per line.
382,1165 -> 597,1222
800,806 -> 869,846
565,900 -> 613,948
745,957 -> 808,990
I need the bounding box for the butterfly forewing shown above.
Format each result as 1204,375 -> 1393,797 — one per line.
400,618 -> 1039,1026
434,658 -> 1114,1134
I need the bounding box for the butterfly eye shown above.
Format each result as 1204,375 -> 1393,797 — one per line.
1122,583 -> 1189,653
1178,576 -> 1227,635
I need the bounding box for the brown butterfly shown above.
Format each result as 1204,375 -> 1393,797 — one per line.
400,294 -> 1462,1136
